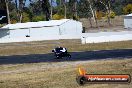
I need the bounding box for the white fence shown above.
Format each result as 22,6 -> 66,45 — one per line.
81,31 -> 132,44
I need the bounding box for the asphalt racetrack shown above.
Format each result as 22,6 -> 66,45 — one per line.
0,49 -> 132,65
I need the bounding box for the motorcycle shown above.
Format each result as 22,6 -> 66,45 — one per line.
52,49 -> 71,59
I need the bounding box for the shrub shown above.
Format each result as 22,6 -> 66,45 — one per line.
110,11 -> 116,19
22,12 -> 30,22
52,14 -> 64,20
11,19 -> 17,24
123,4 -> 132,14
32,15 -> 45,22
104,11 -> 116,20
96,11 -> 103,20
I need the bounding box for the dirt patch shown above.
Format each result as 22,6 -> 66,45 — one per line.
79,16 -> 132,33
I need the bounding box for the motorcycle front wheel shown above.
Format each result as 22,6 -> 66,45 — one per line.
56,55 -> 62,59
67,54 -> 71,58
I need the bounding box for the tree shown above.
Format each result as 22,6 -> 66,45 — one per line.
18,0 -> 26,22
4,0 -> 10,24
42,0 -> 50,21
55,0 -> 67,19
62,0 -> 67,18
50,0 -> 53,19
69,0 -> 78,18
78,0 -> 93,27
29,0 -> 42,16
56,0 -> 62,6
95,0 -> 116,26
87,0 -> 98,27
14,0 -> 27,22
101,0 -> 111,26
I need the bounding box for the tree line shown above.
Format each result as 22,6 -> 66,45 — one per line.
0,0 -> 132,27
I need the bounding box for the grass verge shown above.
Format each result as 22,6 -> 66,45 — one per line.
0,59 -> 131,88
0,40 -> 132,56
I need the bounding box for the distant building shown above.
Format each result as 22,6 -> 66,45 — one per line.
124,13 -> 132,29
1,19 -> 83,39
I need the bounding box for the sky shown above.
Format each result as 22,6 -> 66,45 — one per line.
25,0 -> 57,7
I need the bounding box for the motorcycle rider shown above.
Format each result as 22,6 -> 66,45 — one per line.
60,47 -> 67,55
53,47 -> 67,54
52,46 -> 68,58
